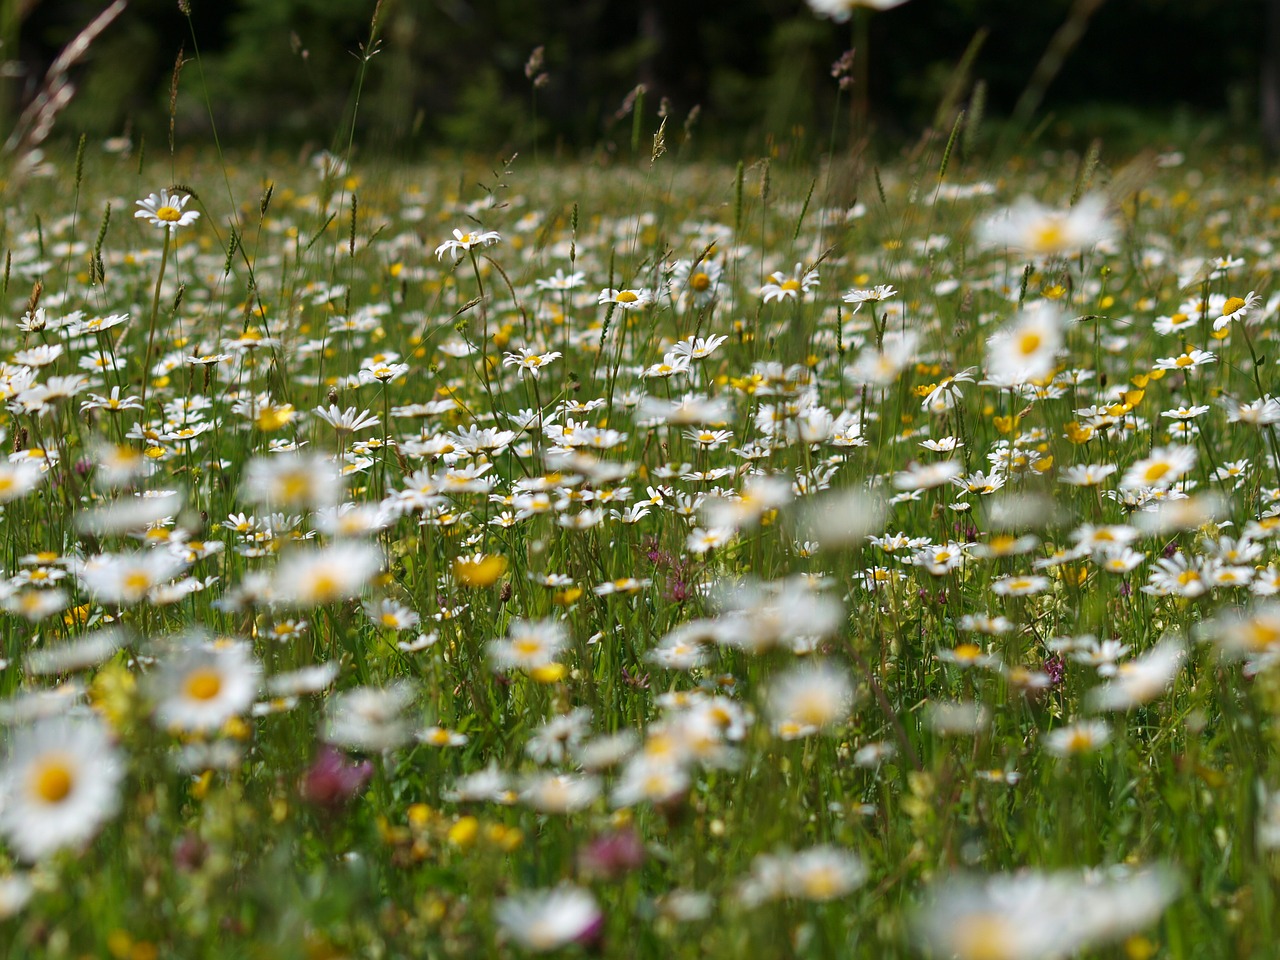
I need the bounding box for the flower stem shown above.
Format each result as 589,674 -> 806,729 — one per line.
140,227 -> 172,411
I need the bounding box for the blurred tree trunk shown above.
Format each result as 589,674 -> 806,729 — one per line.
639,0 -> 661,92
1264,0 -> 1280,155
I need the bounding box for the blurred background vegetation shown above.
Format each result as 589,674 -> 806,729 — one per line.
1,0 -> 1269,158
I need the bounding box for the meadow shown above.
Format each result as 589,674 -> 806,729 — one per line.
0,121 -> 1275,959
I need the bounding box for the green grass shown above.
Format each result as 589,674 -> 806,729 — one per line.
0,127 -> 1275,959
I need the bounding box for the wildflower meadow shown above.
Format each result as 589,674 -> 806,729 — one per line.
2,4 -> 1280,959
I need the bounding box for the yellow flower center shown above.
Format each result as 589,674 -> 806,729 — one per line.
953,914 -> 1017,960
615,291 -> 638,303
184,668 -> 223,701
780,279 -> 801,292
953,643 -> 982,662
800,866 -> 842,900
513,637 -> 543,657
32,759 -> 74,804
1143,462 -> 1171,482
1031,221 -> 1067,253
1175,355 -> 1193,368
690,272 -> 711,291
1222,296 -> 1246,316
1066,729 -> 1095,752
123,570 -> 152,594
1018,332 -> 1043,356
156,206 -> 182,222
310,573 -> 341,603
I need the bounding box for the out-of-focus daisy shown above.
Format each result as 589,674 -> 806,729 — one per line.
325,682 -> 416,752
270,543 -> 383,607
985,304 -> 1062,386
760,263 -> 819,303
494,885 -> 602,953
152,640 -> 261,733
241,453 -> 343,509
913,867 -> 1177,960
1089,635 -> 1185,711
77,550 -> 186,605
1043,718 -> 1111,757
1120,445 -> 1196,491
0,714 -> 124,861
807,0 -> 911,21
977,194 -> 1114,256
738,846 -> 867,905
535,268 -> 585,291
488,618 -> 568,673
768,661 -> 854,738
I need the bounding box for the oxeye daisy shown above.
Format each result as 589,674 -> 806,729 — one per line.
759,263 -> 819,302
270,543 -> 384,607
433,227 -> 501,261
134,188 -> 200,230
985,303 -> 1063,386
494,886 -> 603,953
977,193 -> 1114,256
1213,290 -> 1260,330
767,661 -> 854,738
807,0 -> 911,20
503,347 -> 563,379
1043,718 -> 1112,757
535,268 -> 585,291
1120,444 -> 1196,491
597,287 -> 652,309
152,640 -> 262,733
670,258 -> 724,306
488,618 -> 568,672
0,714 -> 124,861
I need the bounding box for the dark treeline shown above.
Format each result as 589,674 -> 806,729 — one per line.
5,0 -> 1267,155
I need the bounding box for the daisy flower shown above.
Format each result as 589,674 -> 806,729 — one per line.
134,188 -> 200,230
990,574 -> 1050,597
152,640 -> 262,733
1043,719 -> 1112,756
270,542 -> 383,607
670,258 -> 724,305
767,661 -> 854,738
1120,445 -> 1196,491
841,284 -> 897,306
985,303 -> 1063,386
597,288 -> 652,309
0,714 -> 124,861
535,268 -> 585,291
759,263 -> 819,303
503,347 -> 563,379
1213,291 -> 1260,330
977,194 -> 1114,256
240,454 -> 343,510
807,0 -> 911,21
434,227 -> 501,261
494,886 -> 602,953
488,618 -> 569,672
1153,348 -> 1215,371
